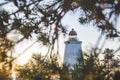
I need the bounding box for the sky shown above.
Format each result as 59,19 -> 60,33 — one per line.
59,10 -> 120,61
1,0 -> 120,65
61,10 -> 120,51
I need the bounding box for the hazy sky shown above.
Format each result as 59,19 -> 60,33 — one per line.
61,10 -> 119,49
59,10 -> 120,61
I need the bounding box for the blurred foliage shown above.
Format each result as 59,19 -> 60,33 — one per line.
0,0 -> 119,63
60,64 -> 72,80
16,54 -> 61,80
0,38 -> 14,62
0,0 -> 119,39
113,71 -> 120,80
15,48 -> 120,80
0,0 -> 119,64
0,0 -> 120,45
70,48 -> 120,80
0,0 -> 120,79
0,63 -> 11,80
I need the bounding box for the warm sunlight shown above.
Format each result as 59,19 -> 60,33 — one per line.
11,71 -> 16,80
1,0 -> 120,80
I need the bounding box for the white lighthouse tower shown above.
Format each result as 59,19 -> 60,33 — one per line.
63,29 -> 83,69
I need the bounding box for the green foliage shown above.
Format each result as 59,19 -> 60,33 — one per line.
60,65 -> 72,80
15,48 -> 120,80
16,54 -> 61,80
0,9 -> 10,38
0,0 -> 120,64
0,1 -> 120,79
0,0 -> 119,42
0,70 -> 9,80
37,33 -> 50,45
113,71 -> 120,80
70,48 -> 120,80
0,38 -> 14,62
0,64 -> 11,80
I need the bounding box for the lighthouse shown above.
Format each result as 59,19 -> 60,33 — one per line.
63,29 -> 83,69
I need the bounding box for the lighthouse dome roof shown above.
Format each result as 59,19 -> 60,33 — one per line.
69,29 -> 77,36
